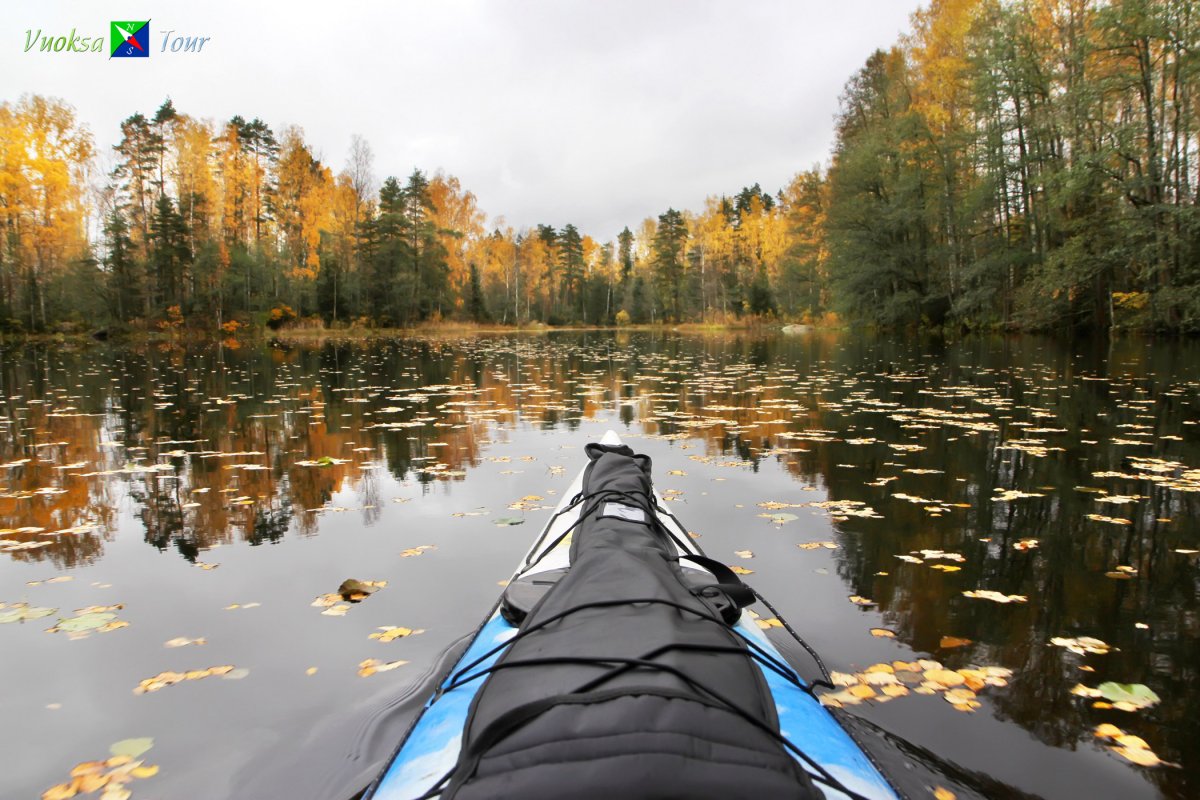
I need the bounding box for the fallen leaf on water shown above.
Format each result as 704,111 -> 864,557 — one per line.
939,636 -> 972,649
1088,514 -> 1133,526
1093,724 -> 1169,767
930,564 -> 962,572
870,628 -> 896,638
797,541 -> 838,550
74,604 -> 122,614
134,666 -> 234,694
1112,746 -> 1163,767
728,565 -> 753,575
944,687 -> 981,711
306,667 -> 318,676
400,545 -> 436,558
933,788 -> 956,800
358,658 -> 409,677
369,626 -> 425,642
164,637 -> 206,648
1013,539 -> 1039,550
962,590 -> 1027,604
924,669 -> 966,688
734,550 -> 754,559
321,604 -> 351,617
1050,636 -> 1112,655
848,595 -> 874,606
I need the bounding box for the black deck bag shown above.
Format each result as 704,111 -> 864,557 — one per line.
442,444 -> 820,799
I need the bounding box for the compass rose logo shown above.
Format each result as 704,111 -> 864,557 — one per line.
110,20 -> 149,58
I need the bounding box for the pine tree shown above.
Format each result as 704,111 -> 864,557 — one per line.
652,209 -> 688,321
558,223 -> 584,319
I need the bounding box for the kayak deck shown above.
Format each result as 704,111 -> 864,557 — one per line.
367,431 -> 897,800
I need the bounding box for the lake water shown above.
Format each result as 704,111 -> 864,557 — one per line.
1,331 -> 1197,800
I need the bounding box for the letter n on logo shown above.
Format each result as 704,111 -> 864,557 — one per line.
110,21 -> 149,58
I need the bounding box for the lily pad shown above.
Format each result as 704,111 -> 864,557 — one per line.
493,516 -> 525,526
1097,682 -> 1160,709
109,737 -> 154,758
0,604 -> 56,624
51,612 -> 117,632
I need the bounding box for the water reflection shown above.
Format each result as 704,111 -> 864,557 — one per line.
1,332 -> 1198,798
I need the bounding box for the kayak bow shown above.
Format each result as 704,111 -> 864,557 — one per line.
366,431 -> 898,800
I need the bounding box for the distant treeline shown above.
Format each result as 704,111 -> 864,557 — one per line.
1,0 -> 1197,334
827,0 -> 1200,331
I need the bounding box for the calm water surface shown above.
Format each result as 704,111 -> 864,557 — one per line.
1,331 -> 1197,799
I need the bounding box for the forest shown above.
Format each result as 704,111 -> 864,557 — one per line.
1,0 -> 1198,334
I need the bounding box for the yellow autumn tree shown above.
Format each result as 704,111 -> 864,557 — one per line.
0,95 -> 93,329
427,173 -> 485,310
275,126 -> 333,281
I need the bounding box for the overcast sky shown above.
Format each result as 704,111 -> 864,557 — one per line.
3,1 -> 923,240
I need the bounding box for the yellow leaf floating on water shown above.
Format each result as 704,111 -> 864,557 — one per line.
939,636 -> 972,649
43,741 -> 160,799
358,658 -> 409,677
963,590 -> 1027,604
870,628 -> 896,638
734,550 -> 754,559
1094,724 -> 1168,767
1087,514 -> 1133,526
133,665 -> 235,694
944,687 -> 981,711
400,545 -> 436,558
819,658 -> 1011,710
728,565 -> 753,575
369,626 -> 425,642
757,501 -> 804,510
933,788 -> 957,800
929,564 -> 961,572
164,637 -> 206,648
1050,636 -> 1112,655
848,595 -> 874,606
924,669 -> 965,688
797,541 -> 838,550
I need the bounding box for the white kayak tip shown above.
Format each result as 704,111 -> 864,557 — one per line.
600,429 -> 623,447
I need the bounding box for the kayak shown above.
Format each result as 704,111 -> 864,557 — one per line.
364,431 -> 899,800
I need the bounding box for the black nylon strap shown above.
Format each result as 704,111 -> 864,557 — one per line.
678,552 -> 756,609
